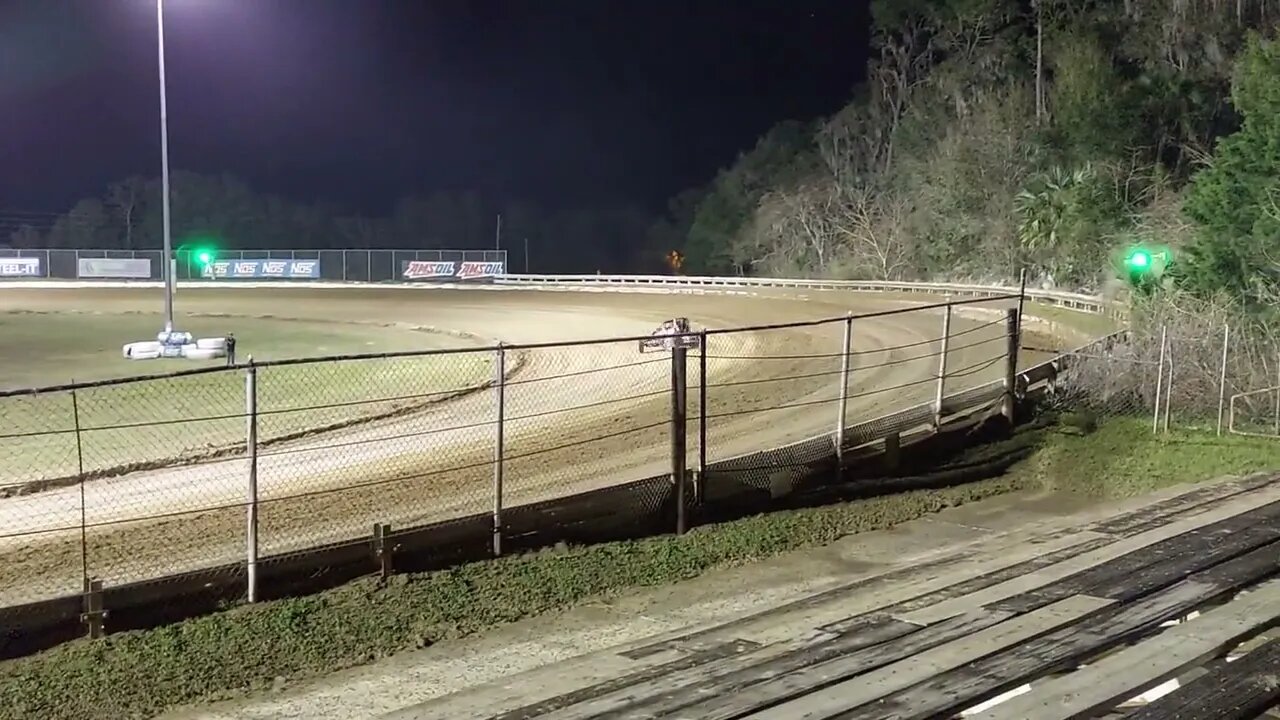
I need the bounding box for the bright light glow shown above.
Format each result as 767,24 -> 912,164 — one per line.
1127,250 -> 1151,268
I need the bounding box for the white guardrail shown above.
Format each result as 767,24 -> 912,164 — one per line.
495,274 -> 1116,316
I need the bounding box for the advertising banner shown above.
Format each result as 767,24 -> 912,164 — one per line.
77,258 -> 152,279
203,259 -> 320,279
0,257 -> 41,277
401,260 -> 505,282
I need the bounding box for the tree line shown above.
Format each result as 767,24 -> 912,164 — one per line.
3,172 -> 671,274
656,0 -> 1279,310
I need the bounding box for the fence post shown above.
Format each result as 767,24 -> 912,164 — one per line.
245,359 -> 260,602
836,313 -> 853,468
671,344 -> 689,535
696,330 -> 708,504
492,344 -> 506,556
933,301 -> 953,429
1153,325 -> 1167,434
1274,356 -> 1280,437
71,388 -> 89,590
1002,308 -> 1020,424
1216,323 -> 1230,436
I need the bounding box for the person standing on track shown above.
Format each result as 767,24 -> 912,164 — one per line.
225,333 -> 237,366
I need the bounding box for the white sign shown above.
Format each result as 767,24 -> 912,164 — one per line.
0,257 -> 41,277
77,258 -> 153,279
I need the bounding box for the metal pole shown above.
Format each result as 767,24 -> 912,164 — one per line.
1002,308 -> 1020,423
157,0 -> 175,333
492,344 -> 506,556
671,345 -> 689,535
71,388 -> 89,587
1216,323 -> 1230,436
1153,325 -> 1167,434
933,302 -> 953,428
836,313 -> 853,467
524,237 -> 530,273
697,329 -> 707,504
1162,349 -> 1174,433
1274,355 -> 1280,437
245,359 -> 259,602
494,213 -> 502,250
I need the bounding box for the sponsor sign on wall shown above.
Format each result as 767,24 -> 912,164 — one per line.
401,260 -> 505,282
77,258 -> 152,279
0,257 -> 41,277
203,259 -> 320,279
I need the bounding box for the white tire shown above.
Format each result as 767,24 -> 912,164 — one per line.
126,348 -> 161,361
182,346 -> 224,360
195,337 -> 227,350
122,341 -> 162,358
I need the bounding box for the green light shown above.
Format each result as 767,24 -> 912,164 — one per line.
1127,250 -> 1151,269
196,250 -> 213,266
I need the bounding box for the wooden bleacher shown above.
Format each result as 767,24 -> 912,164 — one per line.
454,471 -> 1280,720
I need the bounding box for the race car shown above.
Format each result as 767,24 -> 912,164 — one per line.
639,317 -> 700,353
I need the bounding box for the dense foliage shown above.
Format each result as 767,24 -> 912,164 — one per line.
665,0 -> 1279,303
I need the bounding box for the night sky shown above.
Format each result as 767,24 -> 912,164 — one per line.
1,0 -> 870,216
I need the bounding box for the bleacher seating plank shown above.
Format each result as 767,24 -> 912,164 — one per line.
743,595 -> 1113,720
970,579 -> 1280,720
829,540 -> 1280,720
1119,636 -> 1280,720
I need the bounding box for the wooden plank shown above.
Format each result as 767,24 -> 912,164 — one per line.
994,501 -> 1280,614
1092,472 -> 1278,536
833,540 -> 1280,720
1119,637 -> 1280,720
745,596 -> 1114,720
484,641 -> 759,720
659,609 -> 1018,720
605,507 -> 1280,720
542,616 -> 920,720
970,579 -> 1280,720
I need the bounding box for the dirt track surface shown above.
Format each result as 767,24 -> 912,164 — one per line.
0,286 -> 1022,605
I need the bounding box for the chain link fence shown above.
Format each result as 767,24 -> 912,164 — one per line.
1044,299 -> 1280,438
0,293 -> 1037,648
0,248 -> 506,282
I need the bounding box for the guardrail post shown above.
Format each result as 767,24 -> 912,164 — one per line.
933,301 -> 953,429
1002,308 -> 1020,424
492,343 -> 506,556
1153,325 -> 1167,434
836,313 -> 853,468
696,330 -> 708,504
245,358 -> 259,603
1216,323 -> 1230,436
671,344 -> 689,535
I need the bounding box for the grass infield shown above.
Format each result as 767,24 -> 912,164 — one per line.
0,415 -> 1274,720
0,311 -> 492,492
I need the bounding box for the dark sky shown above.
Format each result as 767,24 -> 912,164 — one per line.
0,0 -> 870,216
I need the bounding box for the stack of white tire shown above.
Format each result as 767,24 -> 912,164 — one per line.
121,337 -> 228,361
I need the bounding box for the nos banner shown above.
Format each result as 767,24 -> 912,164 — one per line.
0,257 -> 41,277
77,258 -> 153,279
401,260 -> 505,282
203,259 -> 320,279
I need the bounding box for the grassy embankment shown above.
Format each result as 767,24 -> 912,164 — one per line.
1,414 -> 1275,720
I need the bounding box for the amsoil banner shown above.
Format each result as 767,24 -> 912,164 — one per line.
401,260 -> 505,282
78,258 -> 152,279
0,257 -> 41,277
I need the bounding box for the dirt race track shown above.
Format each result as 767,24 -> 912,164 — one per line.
0,284 -> 1047,607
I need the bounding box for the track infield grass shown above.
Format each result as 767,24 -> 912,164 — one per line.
0,311 -> 493,491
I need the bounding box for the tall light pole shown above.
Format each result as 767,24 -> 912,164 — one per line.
157,0 -> 176,333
